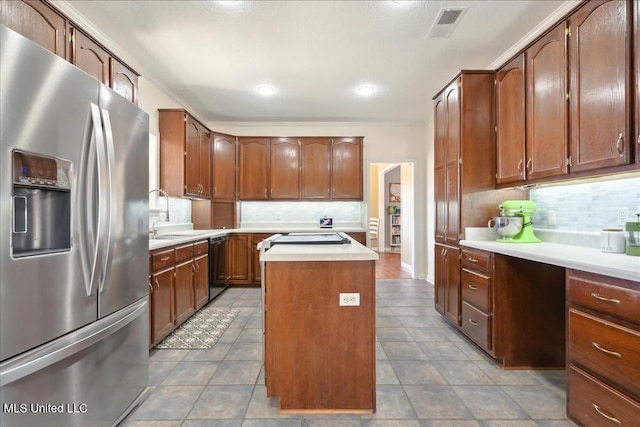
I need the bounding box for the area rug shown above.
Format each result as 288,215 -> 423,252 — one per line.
155,307 -> 240,349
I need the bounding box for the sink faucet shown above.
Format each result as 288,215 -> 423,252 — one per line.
148,188 -> 170,222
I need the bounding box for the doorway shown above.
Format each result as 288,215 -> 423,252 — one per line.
369,162 -> 414,279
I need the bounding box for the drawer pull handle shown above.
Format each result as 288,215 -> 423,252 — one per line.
591,293 -> 620,304
468,319 -> 478,326
592,403 -> 621,426
160,256 -> 171,262
592,342 -> 621,358
466,257 -> 478,263
468,284 -> 478,290
154,279 -> 160,289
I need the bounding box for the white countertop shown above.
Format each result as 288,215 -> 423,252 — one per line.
461,239 -> 639,282
148,227 -> 367,251
260,235 -> 378,262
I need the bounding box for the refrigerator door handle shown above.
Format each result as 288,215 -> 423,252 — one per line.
86,103 -> 109,297
98,108 -> 117,294
0,298 -> 148,386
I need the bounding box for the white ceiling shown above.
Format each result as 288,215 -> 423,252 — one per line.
64,0 -> 572,124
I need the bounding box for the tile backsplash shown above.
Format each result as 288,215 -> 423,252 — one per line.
241,201 -> 362,224
530,176 -> 640,231
149,196 -> 191,227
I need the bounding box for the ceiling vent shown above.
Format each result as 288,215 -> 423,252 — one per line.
428,7 -> 467,38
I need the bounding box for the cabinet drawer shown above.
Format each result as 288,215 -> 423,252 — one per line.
194,240 -> 209,256
461,248 -> 492,274
461,269 -> 491,312
568,308 -> 640,398
567,270 -> 640,323
175,244 -> 194,263
568,365 -> 640,427
461,301 -> 492,351
151,249 -> 175,272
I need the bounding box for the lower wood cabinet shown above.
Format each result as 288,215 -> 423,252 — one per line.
227,233 -> 270,286
149,239 -> 209,348
567,269 -> 640,426
438,247 -> 566,368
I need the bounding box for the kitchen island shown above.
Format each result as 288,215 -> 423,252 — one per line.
260,234 -> 378,413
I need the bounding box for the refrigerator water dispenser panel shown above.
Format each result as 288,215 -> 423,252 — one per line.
12,150 -> 72,258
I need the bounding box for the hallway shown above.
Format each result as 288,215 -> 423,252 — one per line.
375,251 -> 412,279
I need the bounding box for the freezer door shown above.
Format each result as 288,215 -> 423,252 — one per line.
0,298 -> 149,427
0,26 -> 101,361
97,85 -> 149,318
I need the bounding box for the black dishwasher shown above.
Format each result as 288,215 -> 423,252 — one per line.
209,235 -> 228,301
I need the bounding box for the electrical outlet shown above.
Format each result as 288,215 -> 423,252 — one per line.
616,207 -> 629,225
548,210 -> 557,226
339,293 -> 360,306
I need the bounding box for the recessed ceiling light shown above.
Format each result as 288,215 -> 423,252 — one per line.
356,84 -> 377,96
256,85 -> 276,96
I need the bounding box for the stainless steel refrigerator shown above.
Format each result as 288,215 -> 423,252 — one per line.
0,25 -> 149,426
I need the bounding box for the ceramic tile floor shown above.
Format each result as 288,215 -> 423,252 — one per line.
123,279 -> 577,427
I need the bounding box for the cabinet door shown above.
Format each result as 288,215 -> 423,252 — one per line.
526,22 -> 568,180
227,234 -> 250,284
636,0 -> 640,164
251,234 -> 270,284
300,138 -> 331,199
444,84 -> 460,245
434,167 -> 446,243
212,133 -> 237,200
445,246 -> 461,326
434,244 -> 447,315
332,137 -> 363,200
184,115 -> 200,197
270,138 -> 299,199
496,54 -> 526,184
199,128 -> 212,198
568,0 -> 631,172
174,261 -> 195,324
150,267 -> 174,345
71,27 -> 109,85
0,0 -> 67,58
238,138 -> 269,200
193,254 -> 209,310
109,58 -> 138,104
434,95 -> 447,243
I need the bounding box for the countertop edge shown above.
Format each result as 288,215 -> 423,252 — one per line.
460,240 -> 640,282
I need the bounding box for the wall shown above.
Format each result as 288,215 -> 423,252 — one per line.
530,175 -> 640,232
209,122 -> 429,279
240,201 -> 362,226
400,163 -> 414,271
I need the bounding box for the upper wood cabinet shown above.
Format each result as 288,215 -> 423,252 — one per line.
212,133 -> 237,200
526,22 -> 569,181
110,58 -> 138,104
300,138 -> 331,199
0,0 -> 66,58
568,0 -> 631,172
433,72 -> 498,245
1,1 -> 140,104
237,136 -> 363,201
71,27 -> 109,85
238,138 -> 270,200
636,0 -> 640,164
270,138 -> 300,199
331,137 -> 363,200
495,54 -> 526,185
159,109 -> 212,199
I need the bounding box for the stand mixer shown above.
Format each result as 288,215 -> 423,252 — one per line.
493,200 -> 541,243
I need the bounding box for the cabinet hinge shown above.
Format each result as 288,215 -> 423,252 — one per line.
184,151 -> 187,156
565,26 -> 571,37
566,92 -> 571,101
495,173 -> 498,180
494,125 -> 498,133
184,114 -> 187,122
567,156 -> 572,167
458,158 -> 462,165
